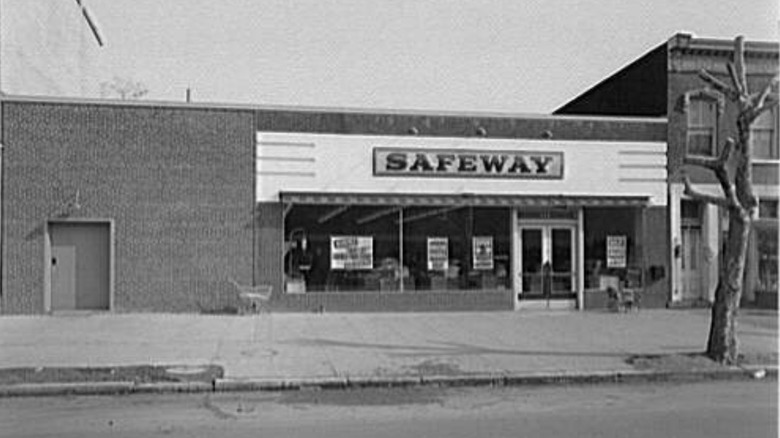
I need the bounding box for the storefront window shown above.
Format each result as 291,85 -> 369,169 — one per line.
402,207 -> 510,291
284,204 -> 510,293
583,208 -> 637,289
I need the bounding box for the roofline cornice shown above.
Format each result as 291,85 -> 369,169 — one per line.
668,33 -> 779,58
0,93 -> 667,125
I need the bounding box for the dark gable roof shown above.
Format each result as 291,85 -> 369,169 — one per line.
554,33 -> 778,117
553,42 -> 668,117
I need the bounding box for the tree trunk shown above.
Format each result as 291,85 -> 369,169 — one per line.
706,208 -> 751,364
689,36 -> 776,365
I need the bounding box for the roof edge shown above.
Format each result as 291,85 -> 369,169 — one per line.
0,93 -> 666,124
669,33 -> 779,55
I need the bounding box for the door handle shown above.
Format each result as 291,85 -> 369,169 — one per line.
52,258 -> 57,266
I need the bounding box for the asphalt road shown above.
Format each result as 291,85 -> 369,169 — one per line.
1,380 -> 776,438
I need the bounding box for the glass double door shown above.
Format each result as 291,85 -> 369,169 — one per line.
518,224 -> 576,299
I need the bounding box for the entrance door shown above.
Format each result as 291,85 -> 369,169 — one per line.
49,222 -> 110,311
681,225 -> 703,301
518,225 -> 576,300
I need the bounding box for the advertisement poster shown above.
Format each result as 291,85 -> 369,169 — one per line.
472,236 -> 494,270
330,236 -> 373,270
427,237 -> 449,271
606,235 -> 627,268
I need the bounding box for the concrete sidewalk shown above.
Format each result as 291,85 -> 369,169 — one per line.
0,309 -> 776,393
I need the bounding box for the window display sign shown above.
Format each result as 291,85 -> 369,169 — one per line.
373,148 -> 563,179
427,237 -> 449,271
331,236 -> 373,270
606,235 -> 627,268
472,236 -> 494,270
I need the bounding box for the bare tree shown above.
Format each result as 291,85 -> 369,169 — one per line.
100,76 -> 148,100
682,36 -> 778,364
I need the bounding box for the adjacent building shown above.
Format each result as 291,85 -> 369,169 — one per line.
556,33 -> 779,308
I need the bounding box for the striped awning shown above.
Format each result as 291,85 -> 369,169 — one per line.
279,191 -> 650,208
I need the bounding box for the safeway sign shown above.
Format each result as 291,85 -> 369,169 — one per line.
373,148 -> 564,179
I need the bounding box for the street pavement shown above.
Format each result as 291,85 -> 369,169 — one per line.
0,308 -> 776,388
2,380 -> 774,438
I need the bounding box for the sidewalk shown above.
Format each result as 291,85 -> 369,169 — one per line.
0,309 -> 776,395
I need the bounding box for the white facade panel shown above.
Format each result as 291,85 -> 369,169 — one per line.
618,167 -> 668,181
257,132 -> 667,205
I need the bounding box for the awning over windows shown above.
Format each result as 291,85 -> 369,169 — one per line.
279,191 -> 650,208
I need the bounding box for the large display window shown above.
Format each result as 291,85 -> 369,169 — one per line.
582,208 -> 638,289
283,204 -> 510,293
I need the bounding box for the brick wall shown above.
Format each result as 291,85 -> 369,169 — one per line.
1,101 -> 256,314
254,202 -> 284,298
667,70 -> 779,186
255,109 -> 666,142
642,206 -> 669,307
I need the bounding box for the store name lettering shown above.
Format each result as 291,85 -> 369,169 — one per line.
373,148 -> 563,179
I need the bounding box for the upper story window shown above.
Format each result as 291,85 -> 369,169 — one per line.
686,97 -> 718,156
751,107 -> 778,160
759,199 -> 778,219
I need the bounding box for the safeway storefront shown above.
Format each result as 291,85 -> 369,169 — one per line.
0,97 -> 668,314
258,130 -> 668,312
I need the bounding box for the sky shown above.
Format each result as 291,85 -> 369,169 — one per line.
87,0 -> 779,114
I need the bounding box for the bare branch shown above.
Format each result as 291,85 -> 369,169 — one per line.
756,76 -> 779,108
719,138 -> 736,165
720,179 -> 742,211
732,36 -> 747,95
745,92 -> 778,122
684,138 -> 735,171
748,77 -> 780,122
699,70 -> 739,101
683,176 -> 736,209
727,62 -> 745,96
684,154 -> 719,170
682,138 -> 741,209
751,97 -> 779,121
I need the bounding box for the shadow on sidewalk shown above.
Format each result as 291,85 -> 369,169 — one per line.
281,338 -> 630,358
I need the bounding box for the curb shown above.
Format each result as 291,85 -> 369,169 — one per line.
212,366 -> 776,393
0,381 -> 135,397
738,364 -> 778,379
133,381 -> 214,394
0,366 -> 775,398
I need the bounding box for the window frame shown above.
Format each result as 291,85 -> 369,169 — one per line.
751,107 -> 779,161
681,89 -> 724,157
758,198 -> 779,220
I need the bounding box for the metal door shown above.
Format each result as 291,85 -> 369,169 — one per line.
49,223 -> 110,311
51,246 -> 77,310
